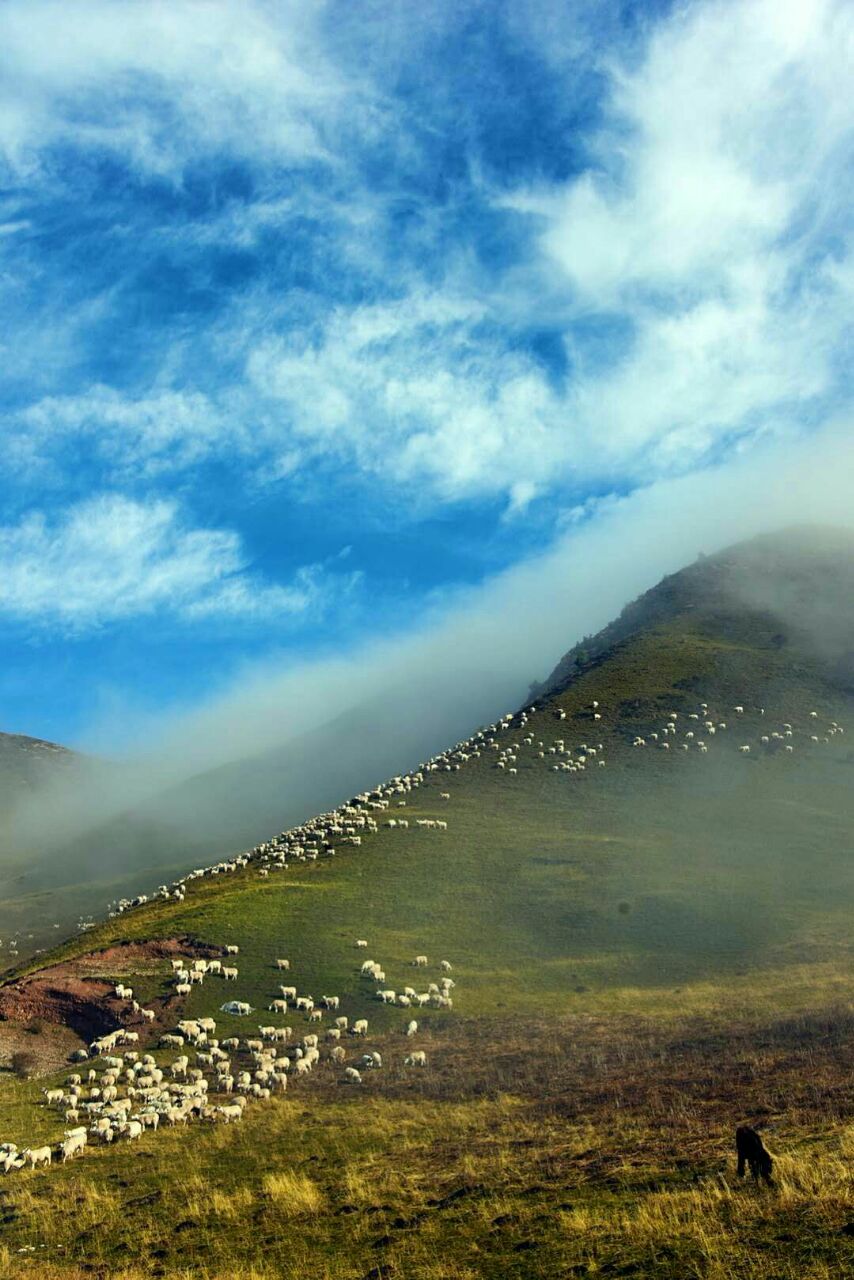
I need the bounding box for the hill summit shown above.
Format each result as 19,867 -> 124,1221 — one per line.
535,524 -> 854,709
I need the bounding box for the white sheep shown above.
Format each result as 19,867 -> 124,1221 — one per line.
61,1133 -> 87,1162
23,1146 -> 52,1168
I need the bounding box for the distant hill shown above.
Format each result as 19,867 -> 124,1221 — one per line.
0,731 -> 76,805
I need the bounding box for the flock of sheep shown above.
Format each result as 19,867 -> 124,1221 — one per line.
103,705 -> 522,917
629,703 -> 844,758
1,940 -> 446,1173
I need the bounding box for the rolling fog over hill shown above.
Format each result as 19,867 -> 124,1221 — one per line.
2,525 -> 854,958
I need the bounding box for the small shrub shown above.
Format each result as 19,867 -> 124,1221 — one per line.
11,1051 -> 37,1078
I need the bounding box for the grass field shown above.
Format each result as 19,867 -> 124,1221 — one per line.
0,1009 -> 852,1279
0,549 -> 853,1278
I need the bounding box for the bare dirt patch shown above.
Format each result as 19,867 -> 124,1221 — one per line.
68,935 -> 221,977
0,936 -> 221,1066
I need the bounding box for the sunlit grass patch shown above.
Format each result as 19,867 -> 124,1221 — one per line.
262,1169 -> 325,1215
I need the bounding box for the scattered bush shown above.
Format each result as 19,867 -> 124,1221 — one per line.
10,1050 -> 37,1078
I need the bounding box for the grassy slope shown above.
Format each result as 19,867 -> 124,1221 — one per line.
1,539 -> 853,1277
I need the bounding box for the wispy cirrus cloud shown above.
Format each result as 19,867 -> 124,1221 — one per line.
10,387 -> 233,481
0,0 -> 353,179
0,494 -> 352,630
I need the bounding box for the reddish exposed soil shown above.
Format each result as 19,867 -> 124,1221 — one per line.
0,936 -> 222,1054
0,973 -> 119,1042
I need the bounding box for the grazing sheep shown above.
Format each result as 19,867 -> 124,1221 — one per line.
405,1051 -> 427,1067
275,959 -> 290,970
343,1067 -> 362,1085
736,1126 -> 773,1184
23,1146 -> 52,1169
352,1019 -> 368,1036
61,1133 -> 87,1162
406,1020 -> 418,1037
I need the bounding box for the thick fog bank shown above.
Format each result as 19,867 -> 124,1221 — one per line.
2,423 -> 853,938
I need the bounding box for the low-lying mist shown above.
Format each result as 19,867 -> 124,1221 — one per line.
1,423 -> 853,953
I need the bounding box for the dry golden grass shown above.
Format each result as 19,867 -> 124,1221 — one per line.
0,1008 -> 851,1278
262,1169 -> 325,1215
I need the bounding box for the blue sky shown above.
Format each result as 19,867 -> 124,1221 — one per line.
0,0 -> 851,749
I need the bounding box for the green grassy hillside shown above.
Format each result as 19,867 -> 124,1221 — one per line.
0,530 -> 852,1278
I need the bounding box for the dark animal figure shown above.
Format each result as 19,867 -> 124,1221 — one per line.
736,1126 -> 773,1184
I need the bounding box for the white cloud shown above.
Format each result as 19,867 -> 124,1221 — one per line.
244,291 -> 579,502
0,494 -> 342,628
13,387 -> 239,479
513,0 -> 852,301
0,0 -> 353,178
